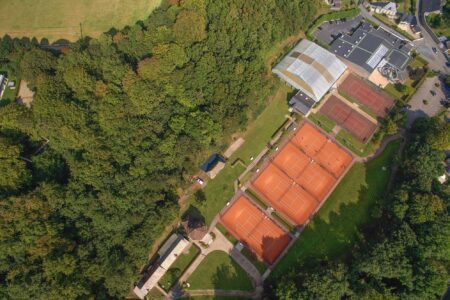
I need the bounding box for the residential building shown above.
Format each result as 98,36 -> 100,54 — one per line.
369,1 -> 398,17
133,234 -> 189,299
398,13 -> 422,38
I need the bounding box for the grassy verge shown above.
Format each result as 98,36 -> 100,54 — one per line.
186,251 -> 253,291
200,84 -> 290,224
147,287 -> 165,300
245,189 -> 269,210
241,247 -> 267,274
272,212 -> 295,231
216,223 -> 238,245
271,140 -> 401,278
158,244 -> 200,291
337,91 -> 378,119
308,112 -> 336,133
336,128 -> 376,156
426,11 -> 450,38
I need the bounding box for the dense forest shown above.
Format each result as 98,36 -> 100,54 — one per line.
0,0 -> 319,298
272,117 -> 450,299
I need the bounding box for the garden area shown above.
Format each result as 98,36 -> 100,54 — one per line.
0,70 -> 20,106
271,140 -> 401,278
158,244 -> 200,291
186,251 -> 254,291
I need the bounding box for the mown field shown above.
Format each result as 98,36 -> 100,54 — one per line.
0,0 -> 161,42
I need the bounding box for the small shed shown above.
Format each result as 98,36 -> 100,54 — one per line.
201,154 -> 226,178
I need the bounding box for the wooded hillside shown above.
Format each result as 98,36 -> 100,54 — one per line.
0,0 -> 318,298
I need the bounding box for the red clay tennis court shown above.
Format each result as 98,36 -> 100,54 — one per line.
252,162 -> 292,204
291,122 -> 327,157
314,141 -> 353,178
220,195 -> 292,264
320,95 -> 377,143
277,184 -> 320,225
273,142 -> 311,179
338,74 -> 394,117
296,161 -> 337,201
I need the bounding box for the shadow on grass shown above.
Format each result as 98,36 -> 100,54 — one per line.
271,140 -> 401,277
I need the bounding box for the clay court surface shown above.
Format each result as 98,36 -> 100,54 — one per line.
320,95 -> 378,143
251,122 -> 353,225
338,74 -> 394,117
220,195 -> 291,264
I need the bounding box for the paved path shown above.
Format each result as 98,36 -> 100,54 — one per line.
357,131 -> 404,163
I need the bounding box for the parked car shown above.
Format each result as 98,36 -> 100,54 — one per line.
432,47 -> 438,54
195,177 -> 204,185
430,90 -> 436,96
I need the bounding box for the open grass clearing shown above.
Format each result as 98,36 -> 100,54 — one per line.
0,0 -> 161,42
335,128 -> 377,157
200,84 -> 290,225
158,244 -> 200,291
271,140 -> 401,278
146,287 -> 165,300
308,112 -> 336,133
186,251 -> 253,291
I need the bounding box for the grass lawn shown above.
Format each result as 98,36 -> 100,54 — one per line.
335,128 -> 376,157
158,244 -> 200,291
0,0 -> 161,42
308,112 -> 336,133
200,84 -> 290,224
186,251 -> 253,291
187,297 -> 252,300
271,140 -> 401,278
146,287 -> 165,300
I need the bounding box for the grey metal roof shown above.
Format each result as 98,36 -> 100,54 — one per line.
272,39 -> 346,102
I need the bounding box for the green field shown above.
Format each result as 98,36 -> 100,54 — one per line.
199,84 -> 290,224
271,140 -> 401,278
0,0 -> 162,42
187,251 -> 253,291
159,245 -> 200,291
309,112 -> 336,133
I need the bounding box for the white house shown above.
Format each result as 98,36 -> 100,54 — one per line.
369,2 -> 398,17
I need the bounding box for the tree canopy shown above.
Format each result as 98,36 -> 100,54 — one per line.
0,0 -> 319,298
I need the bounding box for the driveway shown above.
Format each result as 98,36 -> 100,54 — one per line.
406,76 -> 448,127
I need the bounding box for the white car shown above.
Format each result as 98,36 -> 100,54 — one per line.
195,177 -> 205,185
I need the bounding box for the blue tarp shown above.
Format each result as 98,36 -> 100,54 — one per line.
201,154 -> 225,172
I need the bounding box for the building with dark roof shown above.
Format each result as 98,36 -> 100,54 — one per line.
330,22 -> 413,76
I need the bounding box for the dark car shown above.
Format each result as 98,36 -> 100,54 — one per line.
432,47 -> 438,54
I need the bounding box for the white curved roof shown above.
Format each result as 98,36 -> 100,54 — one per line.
273,39 -> 346,102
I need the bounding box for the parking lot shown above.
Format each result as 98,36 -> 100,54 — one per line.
406,76 -> 449,127
313,15 -> 362,45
